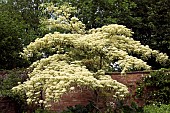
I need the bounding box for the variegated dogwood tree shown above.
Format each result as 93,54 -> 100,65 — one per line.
12,3 -> 169,109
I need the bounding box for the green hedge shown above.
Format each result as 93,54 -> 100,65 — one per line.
136,69 -> 170,105
144,104 -> 170,113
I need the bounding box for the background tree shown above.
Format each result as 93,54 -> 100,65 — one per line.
7,0 -> 47,45
0,0 -> 50,69
131,0 -> 170,57
0,3 -> 29,69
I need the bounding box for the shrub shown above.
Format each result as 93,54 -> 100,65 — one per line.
136,69 -> 170,105
0,68 -> 28,96
112,101 -> 143,113
0,68 -> 28,113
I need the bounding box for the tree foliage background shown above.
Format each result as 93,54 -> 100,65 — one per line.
0,2 -> 29,69
0,0 -> 50,69
0,0 -> 170,69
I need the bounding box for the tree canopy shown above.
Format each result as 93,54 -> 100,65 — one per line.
0,3 -> 29,69
0,0 -> 49,69
131,0 -> 170,57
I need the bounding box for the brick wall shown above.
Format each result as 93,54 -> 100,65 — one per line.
0,71 -> 150,112
110,71 -> 150,107
0,97 -> 17,113
50,71 -> 150,112
50,87 -> 94,112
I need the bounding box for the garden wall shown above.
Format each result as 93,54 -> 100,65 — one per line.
50,71 -> 150,112
0,71 -> 150,113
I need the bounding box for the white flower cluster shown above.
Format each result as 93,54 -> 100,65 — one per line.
118,56 -> 151,74
12,54 -> 129,108
22,24 -> 168,72
41,3 -> 85,34
89,24 -> 133,37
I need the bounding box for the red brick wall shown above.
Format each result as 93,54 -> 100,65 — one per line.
50,87 -> 94,112
50,71 -> 150,112
110,71 -> 150,107
0,71 -> 150,112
